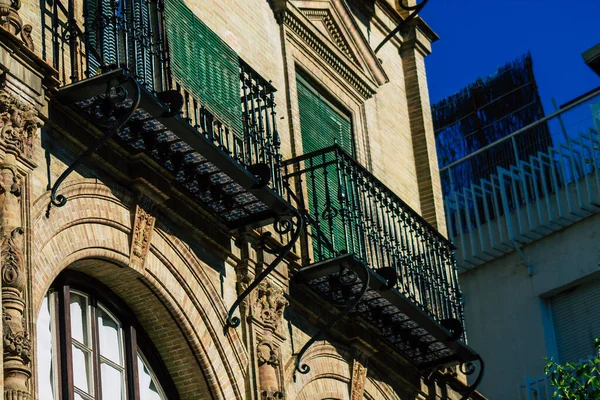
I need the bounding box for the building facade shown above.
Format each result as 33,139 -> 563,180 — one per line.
0,0 -> 483,399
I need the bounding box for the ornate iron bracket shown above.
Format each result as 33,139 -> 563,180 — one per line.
46,75 -> 141,218
458,355 -> 485,400
293,262 -> 370,381
226,209 -> 304,329
426,354 -> 484,400
374,0 -> 429,54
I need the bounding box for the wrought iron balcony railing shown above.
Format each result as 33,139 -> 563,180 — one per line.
44,0 -> 289,231
284,145 -> 482,386
284,144 -> 463,325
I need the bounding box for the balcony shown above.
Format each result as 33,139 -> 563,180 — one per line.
45,0 -> 293,230
283,145 -> 479,370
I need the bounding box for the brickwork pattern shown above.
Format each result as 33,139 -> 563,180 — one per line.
31,179 -> 248,400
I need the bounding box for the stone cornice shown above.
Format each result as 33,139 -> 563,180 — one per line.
283,4 -> 380,100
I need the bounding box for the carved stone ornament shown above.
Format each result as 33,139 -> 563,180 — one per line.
1,227 -> 32,398
350,358 -> 367,400
0,0 -> 22,36
1,227 -> 25,292
257,341 -> 284,400
129,198 -> 156,269
0,90 -> 42,159
0,167 -> 22,197
253,280 -> 288,331
20,24 -> 33,51
257,341 -> 280,367
3,329 -> 31,364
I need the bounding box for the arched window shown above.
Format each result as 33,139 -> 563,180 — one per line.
36,272 -> 178,400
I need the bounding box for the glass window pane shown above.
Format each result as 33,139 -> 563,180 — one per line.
70,292 -> 89,345
97,305 -> 123,365
72,345 -> 93,395
101,362 -> 124,400
138,352 -> 165,400
37,294 -> 56,400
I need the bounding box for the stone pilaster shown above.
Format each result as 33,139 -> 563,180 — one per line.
400,20 -> 446,235
0,82 -> 42,400
0,158 -> 30,400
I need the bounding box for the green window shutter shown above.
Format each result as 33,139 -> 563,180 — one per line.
296,75 -> 353,260
164,0 -> 243,137
297,76 -> 353,155
84,0 -> 114,74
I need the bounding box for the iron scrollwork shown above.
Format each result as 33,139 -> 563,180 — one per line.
46,74 -> 141,217
458,355 -> 484,400
294,262 -> 370,381
374,0 -> 429,54
226,209 -> 304,329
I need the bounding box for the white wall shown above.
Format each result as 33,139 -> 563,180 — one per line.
459,210 -> 600,399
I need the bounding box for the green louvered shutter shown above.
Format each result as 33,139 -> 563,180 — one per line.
297,75 -> 353,261
163,0 -> 243,137
84,0 -> 115,75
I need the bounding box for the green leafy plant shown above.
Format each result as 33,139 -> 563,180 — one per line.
544,338 -> 600,399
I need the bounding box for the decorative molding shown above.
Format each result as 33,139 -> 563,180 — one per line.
299,8 -> 357,64
0,90 -> 42,159
283,4 -> 385,100
350,357 -> 368,400
252,280 -> 288,332
129,195 -> 157,269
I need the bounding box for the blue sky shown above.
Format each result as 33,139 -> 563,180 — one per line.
421,0 -> 600,113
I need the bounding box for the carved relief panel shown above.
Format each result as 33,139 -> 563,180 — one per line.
129,196 -> 157,270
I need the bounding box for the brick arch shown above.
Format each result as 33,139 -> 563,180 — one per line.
364,373 -> 403,400
31,179 -> 248,400
284,342 -> 402,400
284,341 -> 351,400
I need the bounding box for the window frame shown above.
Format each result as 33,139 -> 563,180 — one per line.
43,271 -> 179,400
